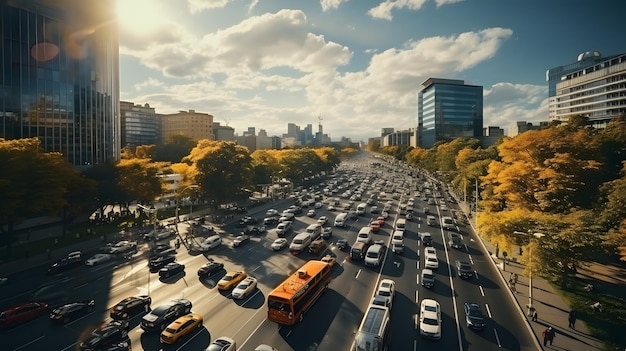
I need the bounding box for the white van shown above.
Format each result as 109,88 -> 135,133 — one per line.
357,227 -> 373,244
426,215 -> 437,226
199,235 -> 222,251
395,218 -> 406,232
356,203 -> 367,215
392,231 -> 404,246
306,224 -> 322,239
289,232 -> 312,254
334,213 -> 348,227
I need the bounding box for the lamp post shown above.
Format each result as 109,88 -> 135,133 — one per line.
176,185 -> 199,224
514,230 -> 546,316
136,204 -> 158,247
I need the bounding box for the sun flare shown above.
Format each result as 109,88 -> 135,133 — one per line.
116,0 -> 164,34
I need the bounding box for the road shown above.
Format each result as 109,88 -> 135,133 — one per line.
0,154 -> 538,351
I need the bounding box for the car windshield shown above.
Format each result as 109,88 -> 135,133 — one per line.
238,283 -> 249,289
424,305 -> 437,313
366,252 -> 378,258
378,290 -> 390,296
422,317 -> 439,325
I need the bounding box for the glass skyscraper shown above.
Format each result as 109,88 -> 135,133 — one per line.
418,78 -> 483,148
0,0 -> 120,167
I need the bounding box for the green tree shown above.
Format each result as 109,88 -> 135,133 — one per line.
155,135 -> 196,163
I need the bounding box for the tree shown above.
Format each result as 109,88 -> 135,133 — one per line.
116,158 -> 164,205
184,140 -> 254,206
154,135 -> 196,163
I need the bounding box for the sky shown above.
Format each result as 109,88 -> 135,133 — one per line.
115,0 -> 626,142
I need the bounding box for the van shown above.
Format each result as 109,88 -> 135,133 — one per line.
357,227 -> 373,244
365,244 -> 385,267
308,238 -> 327,254
289,233 -> 312,255
334,213 -> 348,227
392,240 -> 404,254
392,231 -> 404,246
350,242 -> 368,260
306,224 -> 322,239
199,235 -> 222,251
395,218 -> 406,232
351,305 -> 390,351
426,215 -> 437,226
356,203 -> 367,215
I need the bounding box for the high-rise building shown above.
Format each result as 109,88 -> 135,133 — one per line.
0,0 -> 120,167
120,101 -> 158,148
418,78 -> 483,148
550,52 -> 626,128
160,110 -> 213,144
213,122 -> 235,141
256,129 -> 272,149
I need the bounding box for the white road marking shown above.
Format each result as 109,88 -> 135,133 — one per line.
174,328 -> 205,351
485,303 -> 493,318
479,285 -> 485,297
355,269 -> 362,279
13,335 -> 45,351
493,328 -> 502,347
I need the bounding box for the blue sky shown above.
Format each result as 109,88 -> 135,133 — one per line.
116,0 -> 626,141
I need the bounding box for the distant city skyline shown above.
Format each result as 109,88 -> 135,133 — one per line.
116,0 -> 626,141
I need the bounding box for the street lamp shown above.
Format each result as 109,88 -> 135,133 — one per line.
514,230 -> 546,316
136,204 -> 158,247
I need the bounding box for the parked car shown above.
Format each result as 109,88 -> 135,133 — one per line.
231,277 -> 258,299
159,262 -> 185,279
197,261 -> 225,277
0,302 -> 48,328
337,239 -> 348,250
49,300 -> 95,324
141,299 -> 192,332
110,296 -> 152,320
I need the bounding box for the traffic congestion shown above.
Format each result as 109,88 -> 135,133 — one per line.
0,152 -> 537,351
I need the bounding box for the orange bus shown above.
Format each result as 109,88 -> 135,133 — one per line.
267,260 -> 332,325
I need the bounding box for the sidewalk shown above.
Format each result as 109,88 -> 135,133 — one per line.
466,217 -> 603,351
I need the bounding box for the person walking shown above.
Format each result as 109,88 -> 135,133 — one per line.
547,326 -> 556,345
531,308 -> 538,322
568,310 -> 577,329
542,328 -> 550,346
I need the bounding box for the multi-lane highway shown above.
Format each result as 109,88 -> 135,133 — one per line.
1,153 -> 538,351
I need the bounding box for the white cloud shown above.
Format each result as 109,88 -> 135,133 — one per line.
133,78 -> 165,91
435,0 -> 464,6
368,0 -> 428,20
483,82 -> 548,133
320,0 -> 350,12
186,0 -> 233,14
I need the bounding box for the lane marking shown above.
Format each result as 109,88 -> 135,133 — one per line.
485,303 -> 493,318
13,335 -> 45,351
355,269 -> 362,279
479,285 -> 485,297
174,328 -> 205,351
493,328 -> 502,348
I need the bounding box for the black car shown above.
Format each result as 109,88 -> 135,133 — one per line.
197,261 -> 224,277
79,320 -> 129,351
46,252 -> 84,275
464,302 -> 486,330
140,299 -> 192,332
263,216 -> 279,225
149,255 -> 176,272
337,239 -> 348,250
49,300 -> 95,324
110,295 -> 152,320
150,243 -> 172,255
159,262 -> 185,278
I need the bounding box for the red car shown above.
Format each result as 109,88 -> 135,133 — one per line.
0,302 -> 49,328
370,221 -> 381,233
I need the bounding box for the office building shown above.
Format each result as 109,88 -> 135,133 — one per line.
160,109 -> 213,144
0,0 -> 120,167
213,122 -> 235,141
512,121 -> 550,136
550,52 -> 626,128
381,128 -> 394,137
256,129 -> 272,149
381,129 -> 417,148
120,101 -> 158,148
418,78 -> 483,148
482,126 -> 504,147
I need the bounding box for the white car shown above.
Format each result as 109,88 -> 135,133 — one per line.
231,276 -> 257,299
271,238 -> 288,251
440,204 -> 448,211
265,208 -> 278,216
314,202 -> 323,209
425,255 -> 439,269
85,253 -> 113,266
206,337 -> 236,351
425,247 -> 437,256
275,221 -> 292,236
233,235 -> 250,247
109,240 -> 137,254
420,299 -> 442,339
307,209 -> 316,217
321,226 -> 333,239
375,279 -> 396,309
317,216 -> 328,225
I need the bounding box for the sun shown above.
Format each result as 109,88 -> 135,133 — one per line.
115,0 -> 164,35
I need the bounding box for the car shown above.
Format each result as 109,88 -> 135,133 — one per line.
270,238 -> 288,251
275,221 -> 292,237
328,204 -> 336,211
357,229 -> 373,245
79,320 -> 130,350
321,226 -> 333,239
243,225 -> 267,236
440,204 -> 448,211
391,240 -> 404,254
421,268 -> 435,288
0,302 -> 49,328
374,279 -> 396,309
206,336 -> 236,351
160,312 -> 203,344
149,255 -> 176,272
308,238 -> 327,254
265,209 -> 279,216
263,216 -> 279,225
289,206 -> 303,215
406,212 -> 414,221
419,299 -> 442,339
141,299 -> 192,332
46,252 -> 84,275
376,216 -> 385,225
456,260 -> 473,279
314,202 -> 323,209
197,261 -> 225,277
425,247 -> 437,257
218,271 -> 248,291
370,205 -> 379,214
448,232 -> 463,249
307,209 -> 316,217
370,220 -> 380,232
159,262 -> 185,279
232,276 -> 258,299
420,232 -> 433,246
49,300 -> 95,324
464,302 -> 486,330
337,239 -> 348,250
150,243 -> 173,255
233,235 -> 250,247
427,198 -> 436,205
110,296 -> 152,320
442,216 -> 455,231
109,241 -> 138,254
425,255 -> 439,269
423,207 -> 430,214
321,254 -> 336,267
317,216 -> 328,225
254,345 -> 278,351
85,253 -> 113,266
144,229 -> 174,241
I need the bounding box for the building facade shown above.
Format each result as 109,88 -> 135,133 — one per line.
418,78 -> 483,148
213,122 -> 235,141
381,129 -> 418,148
0,0 -> 120,167
160,109 -> 213,144
551,52 -> 626,128
120,101 -> 157,148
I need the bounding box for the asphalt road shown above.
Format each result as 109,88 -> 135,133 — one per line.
0,155 -> 538,351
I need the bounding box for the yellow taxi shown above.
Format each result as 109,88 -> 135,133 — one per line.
217,271 -> 248,291
159,312 -> 203,344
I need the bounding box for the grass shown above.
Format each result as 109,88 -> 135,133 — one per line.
554,277 -> 626,350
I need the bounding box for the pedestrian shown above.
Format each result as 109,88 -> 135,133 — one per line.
568,310 -> 577,329
532,309 -> 538,322
547,327 -> 556,345
542,327 -> 550,346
